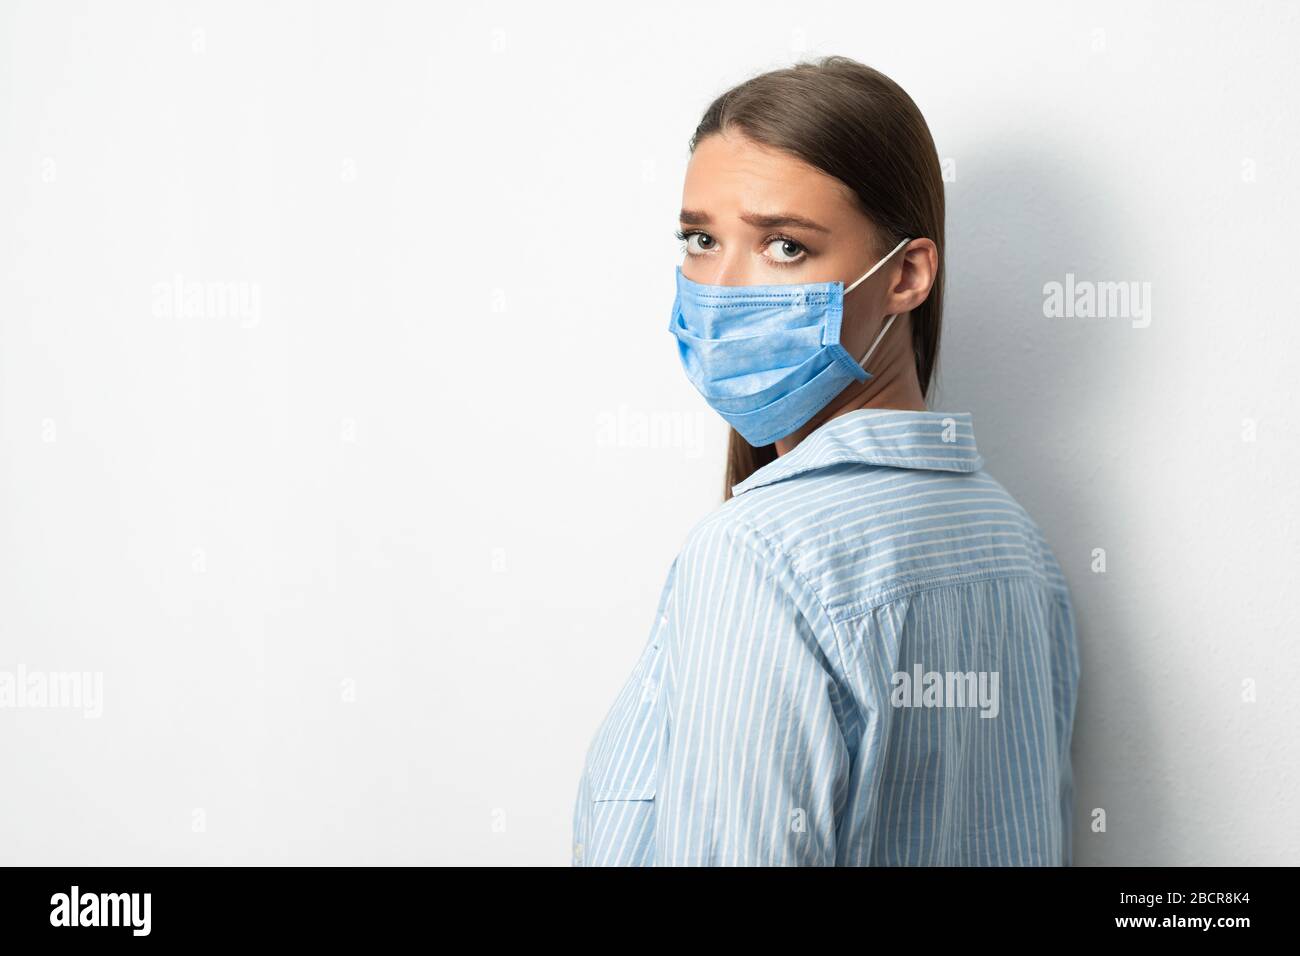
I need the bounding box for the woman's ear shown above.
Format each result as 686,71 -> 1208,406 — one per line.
886,238 -> 938,314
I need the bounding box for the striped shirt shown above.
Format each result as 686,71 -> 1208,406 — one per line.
571,408 -> 1080,866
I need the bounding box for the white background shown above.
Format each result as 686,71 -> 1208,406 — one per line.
1,0 -> 1296,865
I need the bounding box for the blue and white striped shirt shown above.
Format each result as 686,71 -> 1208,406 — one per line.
572,408 -> 1080,866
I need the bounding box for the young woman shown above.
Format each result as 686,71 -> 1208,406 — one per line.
572,56 -> 1080,866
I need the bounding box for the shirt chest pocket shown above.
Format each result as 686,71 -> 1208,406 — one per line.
586,627 -> 666,802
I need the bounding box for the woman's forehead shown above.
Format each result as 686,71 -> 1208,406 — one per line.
682,133 -> 860,226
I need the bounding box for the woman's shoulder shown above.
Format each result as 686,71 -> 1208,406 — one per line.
681,461 -> 1069,617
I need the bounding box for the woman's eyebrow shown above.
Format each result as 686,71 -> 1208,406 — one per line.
679,208 -> 830,233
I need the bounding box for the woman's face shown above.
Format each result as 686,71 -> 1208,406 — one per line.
678,129 -> 881,285
678,128 -> 897,358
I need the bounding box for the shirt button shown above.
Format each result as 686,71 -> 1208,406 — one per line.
573,842 -> 584,860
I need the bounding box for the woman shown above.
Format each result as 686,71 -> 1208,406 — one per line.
572,56 -> 1080,866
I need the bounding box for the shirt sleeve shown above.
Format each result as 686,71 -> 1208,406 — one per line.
1049,586 -> 1082,867
654,517 -> 850,866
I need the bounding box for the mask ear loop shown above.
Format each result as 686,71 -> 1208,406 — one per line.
844,235 -> 911,294
858,312 -> 899,367
843,236 -> 911,369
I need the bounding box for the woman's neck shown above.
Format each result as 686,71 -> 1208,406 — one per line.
774,315 -> 927,457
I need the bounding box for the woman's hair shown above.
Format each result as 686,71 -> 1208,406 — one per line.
688,56 -> 946,501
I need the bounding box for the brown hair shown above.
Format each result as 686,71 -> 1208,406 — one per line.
687,56 -> 946,501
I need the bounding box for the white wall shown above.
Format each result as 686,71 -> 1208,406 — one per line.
0,0 -> 1295,865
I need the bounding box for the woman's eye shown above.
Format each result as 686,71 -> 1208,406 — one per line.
765,237 -> 806,264
680,231 -> 715,255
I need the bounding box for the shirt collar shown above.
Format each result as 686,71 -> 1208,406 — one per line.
730,409 -> 985,497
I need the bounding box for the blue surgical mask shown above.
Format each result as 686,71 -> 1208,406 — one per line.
669,236 -> 911,447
